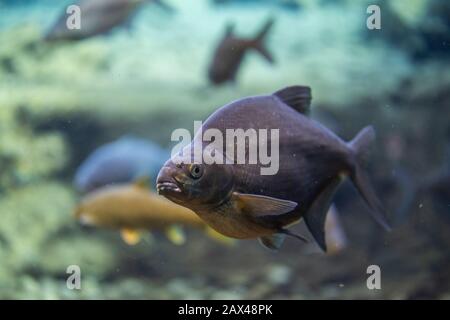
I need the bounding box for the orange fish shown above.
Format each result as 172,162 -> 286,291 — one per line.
74,178 -> 233,246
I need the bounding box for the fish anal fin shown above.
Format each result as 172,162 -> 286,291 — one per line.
232,192 -> 297,218
258,233 -> 286,251
303,178 -> 342,252
280,228 -> 309,243
273,86 -> 312,115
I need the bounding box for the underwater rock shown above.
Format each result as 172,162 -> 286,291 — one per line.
0,183 -> 75,282
0,105 -> 68,189
266,264 -> 292,286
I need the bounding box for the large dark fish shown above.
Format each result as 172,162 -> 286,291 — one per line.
208,18 -> 275,85
44,0 -> 172,41
75,136 -> 169,193
157,86 -> 391,251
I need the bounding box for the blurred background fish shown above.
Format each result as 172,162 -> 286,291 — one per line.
208,17 -> 275,85
44,0 -> 173,42
74,136 -> 169,193
75,178 -> 234,246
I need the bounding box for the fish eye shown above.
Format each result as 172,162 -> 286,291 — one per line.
189,164 -> 203,179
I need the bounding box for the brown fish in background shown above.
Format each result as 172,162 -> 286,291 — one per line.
45,0 -> 173,42
208,17 -> 275,85
74,178 -> 233,246
157,86 -> 391,251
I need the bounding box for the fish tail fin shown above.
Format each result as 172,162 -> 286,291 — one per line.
252,17 -> 275,63
348,126 -> 392,231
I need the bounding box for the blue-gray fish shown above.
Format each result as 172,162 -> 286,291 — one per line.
156,86 -> 391,251
75,136 -> 169,193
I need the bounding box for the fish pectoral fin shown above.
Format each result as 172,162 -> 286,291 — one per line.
258,233 -> 286,251
205,227 -> 236,246
120,229 -> 142,246
303,178 -> 342,252
165,226 -> 186,245
273,86 -> 312,115
232,192 -> 297,217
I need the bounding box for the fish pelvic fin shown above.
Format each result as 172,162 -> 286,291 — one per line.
279,228 -> 309,244
258,233 -> 285,251
205,227 -> 237,246
273,86 -> 312,115
348,126 -> 392,231
121,229 -> 142,246
252,17 -> 275,63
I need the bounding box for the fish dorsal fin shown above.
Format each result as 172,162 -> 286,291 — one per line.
258,233 -> 286,251
232,192 -> 297,217
273,86 -> 312,115
165,225 -> 186,245
133,176 -> 151,190
121,229 -> 142,246
303,177 -> 342,252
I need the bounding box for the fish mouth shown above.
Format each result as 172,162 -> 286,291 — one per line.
156,181 -> 182,194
